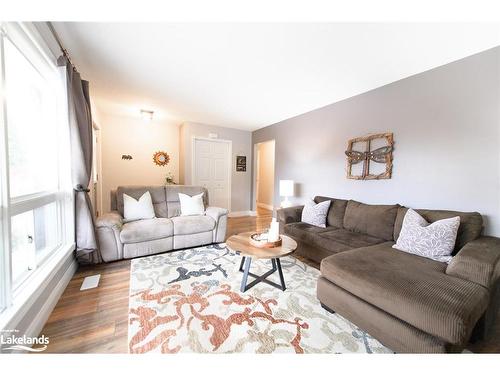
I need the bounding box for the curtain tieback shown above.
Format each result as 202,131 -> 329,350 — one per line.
74,184 -> 90,193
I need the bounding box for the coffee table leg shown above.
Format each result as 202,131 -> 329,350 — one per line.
239,256 -> 246,272
276,258 -> 286,291
240,257 -> 252,293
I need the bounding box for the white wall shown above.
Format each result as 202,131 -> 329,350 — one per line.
179,122 -> 252,212
256,140 -> 275,209
100,113 -> 180,212
253,47 -> 500,236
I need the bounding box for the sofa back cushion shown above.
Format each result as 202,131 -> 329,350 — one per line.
393,207 -> 483,252
116,186 -> 168,218
165,185 -> 209,218
314,196 -> 348,228
343,200 -> 399,241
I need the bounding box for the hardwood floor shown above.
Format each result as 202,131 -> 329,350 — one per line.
38,208 -> 275,353
38,208 -> 499,353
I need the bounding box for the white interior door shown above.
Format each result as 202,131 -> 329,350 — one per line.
193,138 -> 231,210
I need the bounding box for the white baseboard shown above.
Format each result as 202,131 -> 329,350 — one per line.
228,210 -> 257,217
257,202 -> 274,211
24,256 -> 77,340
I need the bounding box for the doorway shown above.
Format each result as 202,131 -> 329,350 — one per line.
192,137 -> 232,210
254,140 -> 275,213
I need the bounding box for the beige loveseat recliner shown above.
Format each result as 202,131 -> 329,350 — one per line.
96,185 -> 228,262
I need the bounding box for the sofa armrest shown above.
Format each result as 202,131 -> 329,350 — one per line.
446,236 -> 500,289
96,211 -> 124,262
205,206 -> 228,243
96,211 -> 123,229
277,205 -> 304,226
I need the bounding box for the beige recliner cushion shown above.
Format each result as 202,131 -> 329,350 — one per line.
117,186 -> 168,218
120,218 -> 173,244
171,215 -> 215,235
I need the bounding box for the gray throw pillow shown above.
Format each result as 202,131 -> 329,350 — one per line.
393,208 -> 460,263
301,199 -> 331,228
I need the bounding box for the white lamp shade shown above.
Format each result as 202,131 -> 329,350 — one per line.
279,180 -> 294,197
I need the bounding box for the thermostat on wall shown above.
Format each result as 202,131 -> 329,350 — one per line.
208,133 -> 218,139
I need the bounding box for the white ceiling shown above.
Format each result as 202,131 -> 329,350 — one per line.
53,23 -> 500,131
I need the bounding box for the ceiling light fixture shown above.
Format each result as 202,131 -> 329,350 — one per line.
140,109 -> 154,122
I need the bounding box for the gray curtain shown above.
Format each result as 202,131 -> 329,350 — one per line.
58,56 -> 102,264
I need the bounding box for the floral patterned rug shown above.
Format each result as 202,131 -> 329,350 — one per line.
128,244 -> 391,353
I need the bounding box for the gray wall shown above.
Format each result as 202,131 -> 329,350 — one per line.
180,122 -> 252,212
253,47 -> 500,236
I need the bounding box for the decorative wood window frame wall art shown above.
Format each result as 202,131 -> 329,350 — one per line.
345,132 -> 394,180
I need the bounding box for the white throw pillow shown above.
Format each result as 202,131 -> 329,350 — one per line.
123,191 -> 156,222
178,192 -> 205,216
301,199 -> 331,228
393,208 -> 460,263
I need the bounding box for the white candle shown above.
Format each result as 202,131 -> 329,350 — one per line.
268,217 -> 280,242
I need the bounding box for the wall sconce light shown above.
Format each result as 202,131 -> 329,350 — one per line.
140,109 -> 154,122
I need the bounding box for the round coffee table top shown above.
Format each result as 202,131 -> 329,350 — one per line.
226,231 -> 297,259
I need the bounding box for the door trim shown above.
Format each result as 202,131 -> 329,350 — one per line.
191,136 -> 232,211
253,140 -> 275,211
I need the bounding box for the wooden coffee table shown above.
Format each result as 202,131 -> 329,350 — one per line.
226,232 -> 298,292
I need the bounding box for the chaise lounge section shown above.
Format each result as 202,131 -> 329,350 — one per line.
278,197 -> 500,353
96,185 -> 228,262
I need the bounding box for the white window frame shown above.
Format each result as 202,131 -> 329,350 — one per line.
0,26 -> 11,313
0,22 -> 74,323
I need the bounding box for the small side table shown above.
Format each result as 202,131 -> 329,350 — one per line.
226,232 -> 297,292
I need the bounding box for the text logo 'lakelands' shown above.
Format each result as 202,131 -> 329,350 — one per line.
1,332 -> 49,352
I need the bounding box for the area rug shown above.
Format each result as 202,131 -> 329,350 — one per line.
128,243 -> 391,353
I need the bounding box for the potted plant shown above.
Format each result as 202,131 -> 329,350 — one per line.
165,172 -> 176,185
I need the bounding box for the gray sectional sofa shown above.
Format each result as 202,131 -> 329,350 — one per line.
277,196 -> 500,353
96,185 -> 228,262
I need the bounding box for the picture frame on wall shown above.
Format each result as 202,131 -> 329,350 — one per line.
236,155 -> 246,172
345,132 -> 394,180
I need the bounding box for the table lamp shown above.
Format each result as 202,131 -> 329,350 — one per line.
279,180 -> 294,208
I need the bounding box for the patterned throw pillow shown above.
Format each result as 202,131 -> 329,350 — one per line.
393,208 -> 460,263
301,199 -> 331,228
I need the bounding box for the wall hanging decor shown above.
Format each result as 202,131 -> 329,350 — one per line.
345,133 -> 394,180
236,155 -> 246,172
121,154 -> 133,160
153,151 -> 170,166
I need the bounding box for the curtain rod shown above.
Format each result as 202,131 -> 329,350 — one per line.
46,21 -> 78,72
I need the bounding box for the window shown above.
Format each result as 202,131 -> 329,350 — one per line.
0,22 -> 73,314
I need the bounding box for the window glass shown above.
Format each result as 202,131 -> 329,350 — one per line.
10,209 -> 35,286
4,38 -> 59,198
10,201 -> 61,288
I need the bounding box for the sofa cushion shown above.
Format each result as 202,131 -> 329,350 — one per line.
301,199 -> 331,227
165,185 -> 209,218
320,243 -> 489,345
393,207 -> 483,252
343,200 -> 399,241
318,229 -> 385,249
171,215 -> 216,235
393,208 -> 460,263
117,186 -> 167,218
120,218 -> 173,244
285,223 -> 384,255
123,191 -> 156,222
314,196 -> 348,228
284,222 -> 337,244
